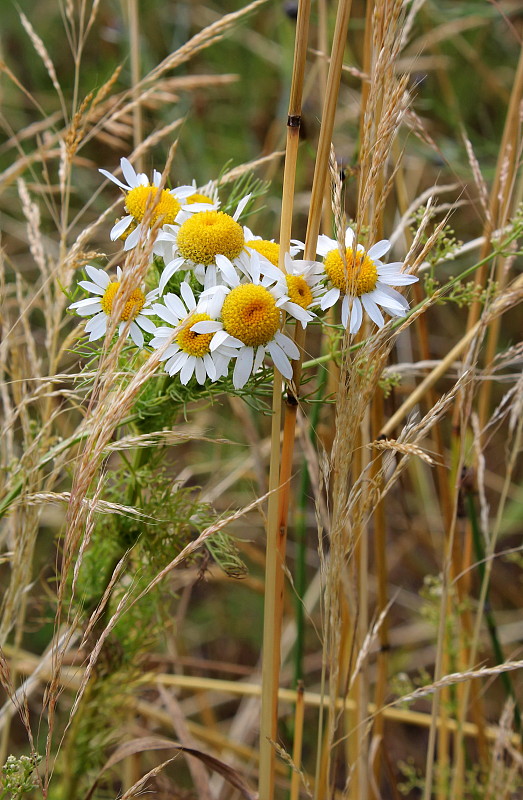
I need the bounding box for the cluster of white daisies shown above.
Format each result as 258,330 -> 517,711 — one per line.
70,157 -> 418,389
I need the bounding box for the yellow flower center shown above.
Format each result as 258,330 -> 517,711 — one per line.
222,284 -> 280,347
186,192 -> 214,205
176,313 -> 214,357
176,211 -> 245,265
286,274 -> 313,309
100,281 -> 146,321
247,239 -> 280,267
125,186 -> 181,227
323,247 -> 378,296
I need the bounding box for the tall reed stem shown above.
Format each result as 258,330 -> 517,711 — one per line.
260,3 -> 352,796
259,2 -> 311,796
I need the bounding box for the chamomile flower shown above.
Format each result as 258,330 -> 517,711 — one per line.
268,252 -> 327,327
69,265 -> 157,348
192,253 -> 301,389
150,282 -> 234,385
154,194 -> 252,294
99,157 -> 210,251
317,227 -> 418,333
243,226 -> 302,268
185,179 -> 220,208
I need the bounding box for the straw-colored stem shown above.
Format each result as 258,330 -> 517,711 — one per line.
290,682 -> 306,800
128,0 -> 143,171
370,389 -> 388,797
259,1 -> 311,795
261,2 -> 353,796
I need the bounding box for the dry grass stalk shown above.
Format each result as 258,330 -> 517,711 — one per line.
259,0 -> 311,793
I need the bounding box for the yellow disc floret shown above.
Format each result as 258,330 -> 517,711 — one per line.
286,275 -> 313,309
100,281 -> 146,321
247,239 -> 280,267
222,284 -> 280,347
176,211 -> 245,265
125,186 -> 181,227
186,192 -> 214,205
176,313 -> 214,357
323,247 -> 378,296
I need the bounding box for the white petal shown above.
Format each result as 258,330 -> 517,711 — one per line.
316,234 -> 336,257
85,266 -> 110,288
341,294 -> 350,329
233,347 -> 254,389
180,356 -> 196,385
99,168 -> 128,190
376,271 -> 418,286
153,304 -> 178,325
195,358 -> 206,385
69,299 -> 103,314
274,331 -> 299,360
156,343 -> 179,359
86,314 -> 107,340
181,202 -> 214,213
367,239 -> 391,260
180,281 -> 196,310
284,302 -> 313,327
349,297 -> 363,334
267,341 -> 293,379
203,353 -> 217,380
320,287 -> 340,310
344,227 -> 355,248
129,322 -> 144,348
361,294 -> 385,328
260,260 -> 283,283
253,346 -> 265,373
164,293 -> 187,318
159,258 -> 185,294
123,224 -> 143,251
110,216 -> 133,241
121,157 -> 138,188
212,351 -> 231,378
216,255 -> 240,287
174,185 -> 197,198
233,193 -> 251,221
78,280 -> 106,295
136,315 -> 156,334
373,284 -> 410,310
167,352 -> 188,375
210,329 -> 235,350
191,320 -> 222,334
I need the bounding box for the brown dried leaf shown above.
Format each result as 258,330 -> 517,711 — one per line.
84,735 -> 257,800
